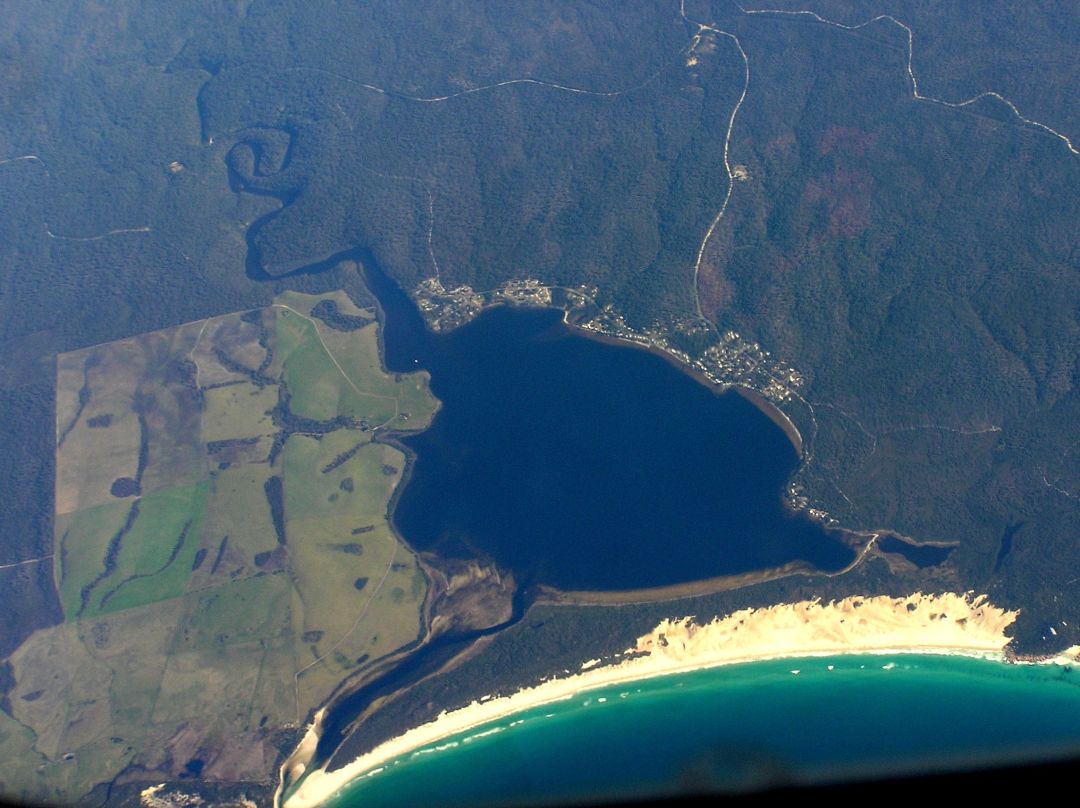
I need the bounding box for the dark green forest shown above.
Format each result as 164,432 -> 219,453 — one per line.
1,0 -> 1078,662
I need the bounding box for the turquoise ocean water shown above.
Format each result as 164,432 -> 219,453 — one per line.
325,655 -> 1080,807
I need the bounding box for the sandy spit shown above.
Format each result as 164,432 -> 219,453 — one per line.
274,708 -> 325,808
283,592 -> 1019,808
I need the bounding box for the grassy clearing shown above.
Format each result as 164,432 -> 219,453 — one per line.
55,352 -> 86,440
200,382 -> 278,443
317,321 -> 400,400
137,378 -> 206,497
284,434 -> 402,647
247,638 -> 299,727
272,291 -> 436,429
173,573 -> 292,652
390,371 -> 438,431
192,463 -> 280,586
274,293 -> 440,430
85,481 -> 210,617
284,434 -> 424,698
67,736 -> 138,803
190,314 -> 266,387
56,323 -> 209,515
0,711 -> 54,804
272,300 -> 436,688
283,433 -> 395,524
275,311 -> 398,423
281,317 -> 359,420
293,540 -> 425,708
56,502 -> 133,620
308,308 -> 437,432
8,622 -> 112,759
34,289 -> 439,800
275,290 -> 373,320
152,641 -> 266,726
54,353 -> 142,515
348,554 -> 425,660
290,527 -> 399,654
104,646 -> 169,727
76,597 -> 182,730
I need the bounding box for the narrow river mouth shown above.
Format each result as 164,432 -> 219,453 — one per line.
363,257 -> 856,593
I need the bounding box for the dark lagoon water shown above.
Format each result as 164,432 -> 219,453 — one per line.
878,535 -> 954,568
325,655 -> 1080,808
365,263 -> 854,591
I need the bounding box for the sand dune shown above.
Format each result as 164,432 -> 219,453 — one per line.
284,592 -> 1019,808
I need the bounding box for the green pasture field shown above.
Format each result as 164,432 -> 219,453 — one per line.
56,500 -> 131,619
94,481 -> 210,616
191,462 -> 280,586
200,382 -> 278,444
275,309 -> 399,424
22,289 -> 438,799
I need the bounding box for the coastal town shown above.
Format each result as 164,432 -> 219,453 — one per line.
412,277 -> 805,404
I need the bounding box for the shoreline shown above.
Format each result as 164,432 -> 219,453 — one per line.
540,526 -> 881,607
378,283 -> 805,459
282,592 -> 1029,808
556,312 -> 805,457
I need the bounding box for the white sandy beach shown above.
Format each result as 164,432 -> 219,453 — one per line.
283,592 -> 1021,808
